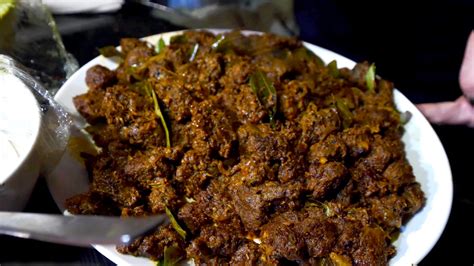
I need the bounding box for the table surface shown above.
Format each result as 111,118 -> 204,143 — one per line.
1,1 -> 473,265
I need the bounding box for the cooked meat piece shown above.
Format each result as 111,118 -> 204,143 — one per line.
352,226 -> 390,266
117,224 -> 185,261
120,205 -> 147,217
353,106 -> 399,130
299,105 -> 341,145
306,161 -> 348,199
175,150 -> 220,197
300,211 -> 338,258
67,31 -> 424,265
65,191 -> 119,215
148,178 -> 179,213
85,65 -> 116,91
401,183 -> 425,218
277,152 -> 306,183
229,181 -> 302,231
152,76 -> 194,123
382,159 -> 416,192
219,84 -> 267,124
120,38 -> 149,55
73,90 -> 106,124
124,46 -> 154,68
232,157 -> 277,186
340,126 -> 372,158
367,182 -> 425,231
351,134 -> 408,197
122,147 -> 177,187
279,79 -> 310,120
237,123 -> 288,161
367,194 -> 408,229
85,123 -> 120,147
178,53 -> 223,99
260,211 -> 304,261
187,217 -> 244,264
308,134 -> 347,164
219,54 -> 252,87
188,99 -> 237,158
229,241 -> 262,265
229,184 -> 267,230
100,84 -> 165,147
178,200 -> 210,234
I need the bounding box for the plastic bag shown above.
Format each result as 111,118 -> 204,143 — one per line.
0,54 -> 71,175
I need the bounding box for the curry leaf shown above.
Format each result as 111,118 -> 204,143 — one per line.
336,99 -> 353,129
126,64 -> 147,81
98,46 -> 122,58
249,70 -> 277,127
399,110 -> 412,125
305,200 -> 333,217
365,63 -> 376,92
211,34 -> 226,51
150,87 -> 171,148
327,60 -> 339,78
211,31 -> 241,53
170,34 -> 187,44
189,43 -> 199,62
155,38 -> 166,54
294,47 -> 325,67
165,207 -> 186,239
157,244 -> 183,266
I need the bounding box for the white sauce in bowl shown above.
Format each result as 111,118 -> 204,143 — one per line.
0,72 -> 41,183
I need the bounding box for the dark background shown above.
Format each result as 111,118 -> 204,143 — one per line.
1,1 -> 473,264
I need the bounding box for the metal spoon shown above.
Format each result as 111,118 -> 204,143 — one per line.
0,212 -> 167,246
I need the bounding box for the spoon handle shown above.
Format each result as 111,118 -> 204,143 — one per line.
0,212 -> 167,246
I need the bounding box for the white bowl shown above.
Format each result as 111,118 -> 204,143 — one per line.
49,29 -> 453,265
0,67 -> 42,211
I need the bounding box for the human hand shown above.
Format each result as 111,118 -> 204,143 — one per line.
417,30 -> 474,127
417,96 -> 474,127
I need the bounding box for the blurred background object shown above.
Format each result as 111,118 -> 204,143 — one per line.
0,0 -> 78,93
132,0 -> 298,36
42,0 -> 124,15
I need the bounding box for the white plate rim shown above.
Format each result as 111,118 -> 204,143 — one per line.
49,29 -> 453,266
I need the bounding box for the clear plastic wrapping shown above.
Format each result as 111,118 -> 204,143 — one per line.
0,0 -> 79,94
0,54 -> 71,176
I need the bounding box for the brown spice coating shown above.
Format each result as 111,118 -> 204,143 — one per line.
66,30 -> 425,265
85,65 -> 116,91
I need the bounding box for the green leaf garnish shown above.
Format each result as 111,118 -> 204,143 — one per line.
157,244 -> 183,266
150,86 -> 171,148
399,110 -> 412,125
305,200 -> 333,217
185,197 -> 196,203
365,63 -> 376,92
294,47 -> 325,67
165,207 -> 186,239
336,98 -> 353,129
149,182 -> 163,189
0,0 -> 15,20
138,81 -> 171,147
327,60 -> 339,78
155,38 -> 166,54
126,64 -> 146,81
211,31 -> 241,53
211,34 -> 226,51
249,70 -> 278,127
189,43 -> 199,62
170,34 -> 187,44
98,46 -> 122,58
390,230 -> 401,243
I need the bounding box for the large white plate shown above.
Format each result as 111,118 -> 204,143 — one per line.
48,30 -> 453,265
